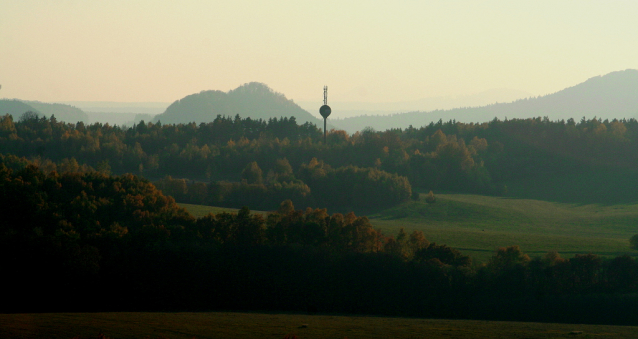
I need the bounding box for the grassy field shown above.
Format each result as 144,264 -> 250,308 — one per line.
2,311 -> 638,339
370,193 -> 638,262
179,194 -> 638,263
178,203 -> 268,218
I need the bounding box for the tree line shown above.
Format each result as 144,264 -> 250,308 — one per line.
3,112 -> 638,206
156,157 -> 411,212
2,161 -> 638,324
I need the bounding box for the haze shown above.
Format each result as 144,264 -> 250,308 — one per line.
2,1 -> 637,108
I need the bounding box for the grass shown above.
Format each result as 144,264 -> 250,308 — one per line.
369,193 -> 638,262
505,168 -> 638,205
177,203 -> 268,218
178,193 -> 638,263
2,312 -> 638,339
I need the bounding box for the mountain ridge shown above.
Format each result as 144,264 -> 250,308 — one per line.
334,69 -> 638,133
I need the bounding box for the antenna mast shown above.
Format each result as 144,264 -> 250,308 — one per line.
319,86 -> 332,144
323,86 -> 328,105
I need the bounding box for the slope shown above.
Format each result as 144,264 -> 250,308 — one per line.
0,99 -> 89,123
153,82 -> 324,126
22,100 -> 88,123
0,99 -> 40,119
370,193 -> 638,262
336,69 -> 638,133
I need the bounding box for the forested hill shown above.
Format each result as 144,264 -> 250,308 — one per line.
22,100 -> 89,123
153,82 -> 323,126
0,99 -> 88,123
4,112 -> 638,204
0,100 -> 35,118
335,69 -> 638,133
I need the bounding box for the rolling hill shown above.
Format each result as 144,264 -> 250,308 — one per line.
22,100 -> 88,123
335,69 -> 638,133
0,99 -> 88,123
153,82 -> 325,126
0,99 -> 36,119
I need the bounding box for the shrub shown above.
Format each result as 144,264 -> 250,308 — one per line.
425,190 -> 436,204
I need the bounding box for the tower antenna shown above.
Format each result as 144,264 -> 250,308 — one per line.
323,86 -> 328,105
319,86 -> 332,144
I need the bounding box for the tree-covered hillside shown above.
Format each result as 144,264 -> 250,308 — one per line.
154,82 -> 323,126
22,100 -> 89,123
3,112 -> 638,205
0,100 -> 41,119
0,99 -> 88,123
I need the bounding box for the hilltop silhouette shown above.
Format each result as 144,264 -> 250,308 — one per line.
0,100 -> 36,119
153,82 -> 323,126
22,100 -> 88,123
0,99 -> 88,123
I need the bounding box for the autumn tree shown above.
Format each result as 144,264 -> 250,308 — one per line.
414,243 -> 471,267
242,161 -> 263,185
486,245 -> 531,295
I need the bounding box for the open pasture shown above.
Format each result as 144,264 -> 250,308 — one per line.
1,312 -> 637,339
370,193 -> 638,262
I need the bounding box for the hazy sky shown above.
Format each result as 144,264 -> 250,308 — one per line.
2,1 -> 637,104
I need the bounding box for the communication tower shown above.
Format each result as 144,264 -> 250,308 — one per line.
319,86 -> 331,143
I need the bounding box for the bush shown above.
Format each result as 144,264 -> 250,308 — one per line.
425,190 -> 436,204
630,234 -> 638,250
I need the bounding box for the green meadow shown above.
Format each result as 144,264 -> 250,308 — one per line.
373,193 -> 638,262
2,312 -> 637,339
180,193 -> 638,263
177,203 -> 259,217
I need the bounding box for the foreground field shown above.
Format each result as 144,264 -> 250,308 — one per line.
180,193 -> 638,263
2,312 -> 637,339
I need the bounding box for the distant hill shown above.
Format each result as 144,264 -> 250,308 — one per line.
61,101 -> 168,115
153,82 -> 324,126
335,69 -> 638,133
82,112 -> 157,127
22,100 -> 88,123
58,101 -> 166,126
297,88 -> 532,119
0,99 -> 88,123
0,100 -> 38,119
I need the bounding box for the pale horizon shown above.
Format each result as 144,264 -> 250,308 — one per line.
2,1 -> 637,105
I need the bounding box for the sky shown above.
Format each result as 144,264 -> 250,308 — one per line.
1,0 -> 637,106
